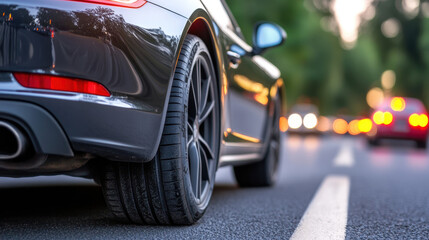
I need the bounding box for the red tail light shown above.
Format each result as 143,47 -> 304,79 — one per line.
421,114 -> 429,127
66,0 -> 147,8
372,111 -> 393,125
409,113 -> 429,128
14,73 -> 111,97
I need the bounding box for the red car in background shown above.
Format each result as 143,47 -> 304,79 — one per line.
369,97 -> 428,148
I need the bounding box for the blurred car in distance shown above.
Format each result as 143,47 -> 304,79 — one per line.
287,104 -> 319,134
368,97 -> 428,148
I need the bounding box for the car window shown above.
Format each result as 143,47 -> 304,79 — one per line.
405,102 -> 424,113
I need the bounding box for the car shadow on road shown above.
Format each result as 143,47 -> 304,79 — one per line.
0,182 -> 240,227
0,185 -> 107,219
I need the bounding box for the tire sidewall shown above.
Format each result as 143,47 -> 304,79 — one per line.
180,36 -> 220,219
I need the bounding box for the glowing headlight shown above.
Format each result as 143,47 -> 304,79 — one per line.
288,113 -> 302,129
303,113 -> 318,129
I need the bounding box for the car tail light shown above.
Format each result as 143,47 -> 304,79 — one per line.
14,73 -> 111,97
421,114 -> 429,127
391,97 -> 406,112
383,112 -> 393,125
373,111 -> 384,125
66,0 -> 147,8
358,118 -> 373,133
372,111 -> 393,125
409,113 -> 429,128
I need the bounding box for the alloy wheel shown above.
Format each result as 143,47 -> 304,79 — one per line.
187,54 -> 218,205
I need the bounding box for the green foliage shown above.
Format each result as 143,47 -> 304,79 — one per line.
227,0 -> 429,115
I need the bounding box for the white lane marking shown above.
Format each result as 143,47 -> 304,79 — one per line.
290,175 -> 350,240
333,142 -> 354,167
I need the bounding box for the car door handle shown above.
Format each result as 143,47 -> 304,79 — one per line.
227,51 -> 241,69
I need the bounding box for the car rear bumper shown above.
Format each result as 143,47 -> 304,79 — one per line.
0,73 -> 165,161
374,125 -> 428,141
288,127 -> 319,135
0,1 -> 189,162
0,72 -> 165,162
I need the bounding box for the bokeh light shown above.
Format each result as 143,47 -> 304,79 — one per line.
303,113 -> 318,129
366,87 -> 384,109
409,114 -> 429,127
333,118 -> 348,135
288,113 -> 302,129
401,0 -> 420,18
358,118 -> 373,133
409,113 -> 419,127
391,97 -> 405,112
348,120 -> 361,135
373,111 -> 384,125
317,116 -> 331,132
420,114 -> 429,127
383,112 -> 393,125
381,19 -> 400,38
279,116 -> 288,132
381,70 -> 396,90
331,0 -> 373,47
373,111 -> 393,125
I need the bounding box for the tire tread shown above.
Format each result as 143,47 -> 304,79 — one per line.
101,35 -> 207,225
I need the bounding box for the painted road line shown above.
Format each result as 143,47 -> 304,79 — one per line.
290,175 -> 350,240
334,142 -> 354,167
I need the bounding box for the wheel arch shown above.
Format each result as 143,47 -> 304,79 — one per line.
259,78 -> 286,159
185,12 -> 224,109
185,12 -> 224,167
149,9 -> 224,162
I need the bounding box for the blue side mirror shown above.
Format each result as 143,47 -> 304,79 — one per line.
253,22 -> 286,55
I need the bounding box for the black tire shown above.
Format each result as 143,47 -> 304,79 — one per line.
417,140 -> 427,149
100,35 -> 220,225
368,138 -> 380,147
233,96 -> 281,187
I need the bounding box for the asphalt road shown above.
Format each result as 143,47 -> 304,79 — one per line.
1,135 -> 429,239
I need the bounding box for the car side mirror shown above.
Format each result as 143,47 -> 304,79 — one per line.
252,22 -> 286,55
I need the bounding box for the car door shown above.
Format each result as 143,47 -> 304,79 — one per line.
201,0 -> 281,161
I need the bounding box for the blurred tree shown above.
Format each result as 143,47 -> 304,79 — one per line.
227,0 -> 429,116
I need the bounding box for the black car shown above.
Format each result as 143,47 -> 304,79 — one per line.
0,0 -> 286,225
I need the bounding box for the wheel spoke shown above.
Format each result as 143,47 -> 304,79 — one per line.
199,143 -> 211,183
192,59 -> 201,113
189,78 -> 198,121
185,51 -> 218,203
271,140 -> 279,151
187,121 -> 193,132
198,135 -> 214,160
199,101 -> 215,124
188,142 -> 200,198
187,122 -> 194,147
197,143 -> 202,198
187,136 -> 194,148
200,76 -> 211,115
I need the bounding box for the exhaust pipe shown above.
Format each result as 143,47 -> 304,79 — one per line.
0,121 -> 28,160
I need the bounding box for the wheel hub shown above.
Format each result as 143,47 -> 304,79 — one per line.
193,121 -> 199,141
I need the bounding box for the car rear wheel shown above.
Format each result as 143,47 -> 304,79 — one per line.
233,96 -> 281,187
368,138 -> 380,146
100,35 -> 219,225
417,140 -> 427,149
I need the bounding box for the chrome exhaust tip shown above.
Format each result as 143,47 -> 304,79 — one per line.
0,121 -> 28,160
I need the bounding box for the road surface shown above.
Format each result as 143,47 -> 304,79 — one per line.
1,135 -> 429,239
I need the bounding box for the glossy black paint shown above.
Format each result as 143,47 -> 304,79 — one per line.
0,0 -> 186,162
0,0 -> 286,174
